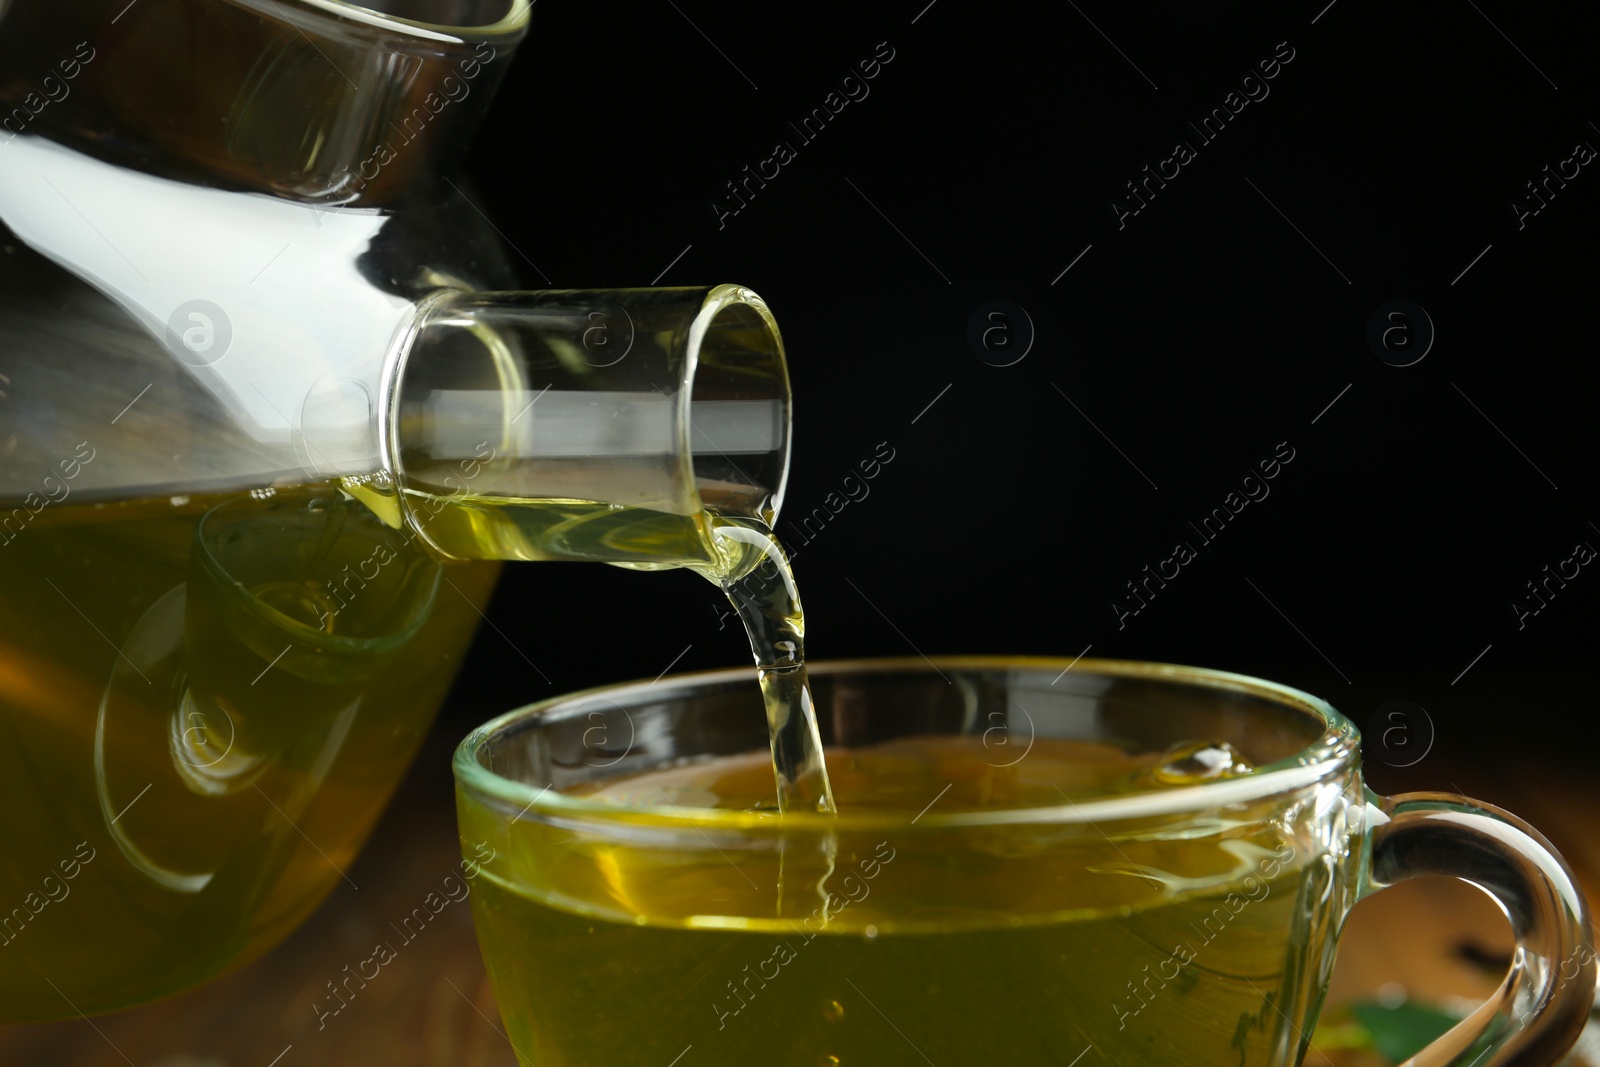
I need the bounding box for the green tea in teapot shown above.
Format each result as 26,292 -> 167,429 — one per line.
0,487 -> 497,1018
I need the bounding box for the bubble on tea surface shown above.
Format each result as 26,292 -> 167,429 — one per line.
1151,740 -> 1254,784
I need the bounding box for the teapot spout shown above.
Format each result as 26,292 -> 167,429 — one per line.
381,285 -> 793,565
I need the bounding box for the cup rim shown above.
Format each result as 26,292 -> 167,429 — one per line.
453,656 -> 1361,832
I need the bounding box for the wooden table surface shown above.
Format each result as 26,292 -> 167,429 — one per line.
2,743 -> 1593,1067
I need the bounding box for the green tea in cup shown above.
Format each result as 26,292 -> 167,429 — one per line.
455,659 -> 1595,1067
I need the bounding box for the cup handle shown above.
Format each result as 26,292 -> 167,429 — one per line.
1363,791 -> 1596,1065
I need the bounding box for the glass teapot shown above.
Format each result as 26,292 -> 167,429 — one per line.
0,0 -> 790,1020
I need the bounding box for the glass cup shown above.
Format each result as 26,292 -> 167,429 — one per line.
452,658 -> 1595,1067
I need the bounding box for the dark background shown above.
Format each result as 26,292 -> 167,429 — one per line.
444,0 -> 1597,792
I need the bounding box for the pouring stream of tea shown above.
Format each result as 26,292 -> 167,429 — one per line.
704,517 -> 835,815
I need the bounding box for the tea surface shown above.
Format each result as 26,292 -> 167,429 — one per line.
461,740 -> 1335,1067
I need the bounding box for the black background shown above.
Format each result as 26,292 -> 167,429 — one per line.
440,0 -> 1597,792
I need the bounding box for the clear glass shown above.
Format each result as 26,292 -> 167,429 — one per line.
0,0 -> 791,1021
0,0 -> 791,531
0,0 -> 530,204
455,658 -> 1595,1067
390,284 -> 791,564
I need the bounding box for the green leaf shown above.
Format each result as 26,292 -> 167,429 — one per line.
1348,1001 -> 1463,1064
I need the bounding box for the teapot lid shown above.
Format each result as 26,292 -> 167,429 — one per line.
0,0 -> 531,204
